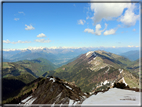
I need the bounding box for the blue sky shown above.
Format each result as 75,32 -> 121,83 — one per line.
3,2 -> 140,50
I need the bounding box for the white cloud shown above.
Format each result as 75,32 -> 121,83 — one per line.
84,23 -> 107,35
35,39 -> 51,43
3,39 -> 11,43
37,33 -> 46,38
78,19 -> 86,25
3,39 -> 31,44
84,28 -> 95,34
95,23 -> 107,35
120,4 -> 139,27
90,2 -> 139,27
133,29 -> 136,31
18,11 -> 25,15
14,18 -> 19,21
90,3 -> 129,25
25,24 -> 35,30
104,29 -> 116,35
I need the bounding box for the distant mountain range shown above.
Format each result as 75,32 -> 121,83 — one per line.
2,49 -> 141,104
3,48 -> 140,68
119,50 -> 140,61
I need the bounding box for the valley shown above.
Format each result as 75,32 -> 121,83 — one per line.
2,49 -> 141,105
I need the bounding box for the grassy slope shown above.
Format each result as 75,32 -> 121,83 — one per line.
15,57 -> 57,77
43,50 -> 140,92
3,57 -> 57,78
43,53 -> 120,92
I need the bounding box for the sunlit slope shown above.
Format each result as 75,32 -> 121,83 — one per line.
3,57 -> 57,78
43,50 -> 140,92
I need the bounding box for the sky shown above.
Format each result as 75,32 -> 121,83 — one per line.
2,1 -> 141,50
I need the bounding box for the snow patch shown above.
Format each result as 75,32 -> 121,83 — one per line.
82,88 -> 141,105
64,84 -> 72,90
49,78 -> 56,83
21,96 -> 32,103
24,97 -> 37,105
51,103 -> 55,107
122,77 -> 128,86
103,80 -> 109,85
86,51 -> 93,56
119,69 -> 123,73
104,66 -> 110,74
69,99 -> 74,106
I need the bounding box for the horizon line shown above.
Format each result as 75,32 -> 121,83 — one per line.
2,46 -> 140,51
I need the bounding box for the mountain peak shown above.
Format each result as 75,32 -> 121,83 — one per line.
17,77 -> 88,105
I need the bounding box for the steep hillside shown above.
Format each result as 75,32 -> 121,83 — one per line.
15,58 -> 57,76
126,58 -> 141,77
3,62 -> 35,78
2,74 -> 36,100
3,76 -> 141,105
43,50 -> 139,92
3,77 -> 89,105
3,58 -> 57,78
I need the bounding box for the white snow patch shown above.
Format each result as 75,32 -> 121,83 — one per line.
69,99 -> 74,106
60,103 -> 63,107
111,82 -> 114,86
89,92 -> 94,95
51,103 -> 55,107
24,97 -> 37,105
119,69 -> 123,73
103,80 -> 109,85
64,84 -> 72,90
73,101 -> 79,105
49,78 -> 56,83
104,66 -> 110,74
86,51 -> 93,56
82,88 -> 141,105
21,96 -> 32,103
93,57 -> 96,60
82,96 -> 86,99
122,77 -> 128,86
